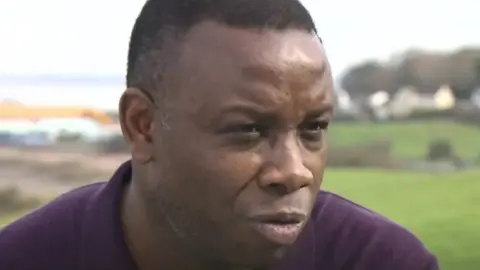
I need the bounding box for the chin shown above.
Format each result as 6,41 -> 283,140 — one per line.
224,239 -> 292,268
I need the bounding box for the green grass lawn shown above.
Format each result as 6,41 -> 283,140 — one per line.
324,168 -> 480,270
0,211 -> 30,227
329,121 -> 480,159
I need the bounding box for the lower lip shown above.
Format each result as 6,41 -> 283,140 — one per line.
249,221 -> 304,245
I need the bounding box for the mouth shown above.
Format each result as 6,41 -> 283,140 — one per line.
247,212 -> 307,245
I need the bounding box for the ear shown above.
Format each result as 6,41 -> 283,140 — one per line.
119,88 -> 155,164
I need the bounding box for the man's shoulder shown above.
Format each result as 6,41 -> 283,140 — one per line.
311,191 -> 438,270
0,182 -> 106,270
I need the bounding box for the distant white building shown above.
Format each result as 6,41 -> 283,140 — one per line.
0,118 -> 111,142
471,87 -> 480,108
333,88 -> 361,116
389,86 -> 421,117
433,85 -> 455,110
368,91 -> 391,120
388,85 -> 456,118
334,88 -> 352,110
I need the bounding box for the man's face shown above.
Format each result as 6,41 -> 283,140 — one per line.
134,21 -> 333,268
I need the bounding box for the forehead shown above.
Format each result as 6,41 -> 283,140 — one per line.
167,21 -> 332,111
178,21 -> 327,74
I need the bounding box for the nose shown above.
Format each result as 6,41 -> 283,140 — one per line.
257,133 -> 314,195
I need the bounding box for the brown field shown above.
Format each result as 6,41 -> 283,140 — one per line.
0,147 -> 128,198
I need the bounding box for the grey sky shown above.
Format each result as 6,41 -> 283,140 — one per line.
0,0 -> 478,108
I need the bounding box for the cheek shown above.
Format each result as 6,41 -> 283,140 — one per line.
161,137 -> 263,207
306,149 -> 327,187
196,151 -> 263,203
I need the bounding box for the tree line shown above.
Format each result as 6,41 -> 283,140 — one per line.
340,47 -> 480,99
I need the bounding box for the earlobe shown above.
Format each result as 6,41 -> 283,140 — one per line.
131,143 -> 153,164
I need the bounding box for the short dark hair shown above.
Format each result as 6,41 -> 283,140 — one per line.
126,0 -> 318,97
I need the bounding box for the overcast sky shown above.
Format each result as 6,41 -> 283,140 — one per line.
0,0 -> 478,108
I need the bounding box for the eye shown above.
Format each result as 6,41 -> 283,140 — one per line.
226,123 -> 262,134
299,120 -> 328,142
221,123 -> 266,144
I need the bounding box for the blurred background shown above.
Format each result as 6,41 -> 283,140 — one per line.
0,0 -> 479,269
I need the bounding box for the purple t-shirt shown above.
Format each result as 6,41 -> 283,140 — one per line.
0,161 -> 438,270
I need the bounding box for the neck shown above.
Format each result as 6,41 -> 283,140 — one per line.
121,173 -> 250,270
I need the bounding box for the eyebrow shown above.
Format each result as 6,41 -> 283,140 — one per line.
218,103 -> 275,118
305,106 -> 333,119
217,102 -> 333,123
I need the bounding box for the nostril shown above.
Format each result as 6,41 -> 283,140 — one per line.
298,182 -> 308,189
266,183 -> 289,196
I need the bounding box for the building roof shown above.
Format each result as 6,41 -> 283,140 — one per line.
0,103 -> 114,125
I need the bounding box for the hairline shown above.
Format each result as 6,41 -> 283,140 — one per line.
128,19 -> 320,98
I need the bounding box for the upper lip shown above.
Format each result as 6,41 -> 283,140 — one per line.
248,211 -> 307,224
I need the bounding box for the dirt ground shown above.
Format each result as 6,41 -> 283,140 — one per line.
0,147 -> 129,198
